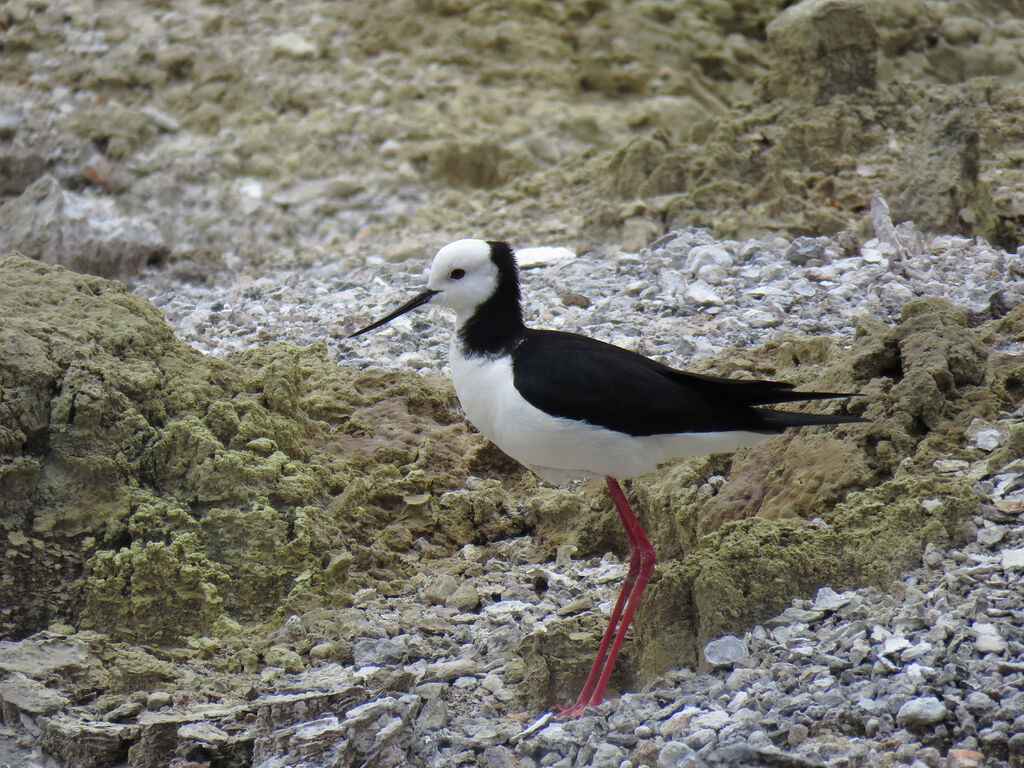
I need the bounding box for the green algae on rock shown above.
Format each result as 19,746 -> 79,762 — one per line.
0,253 -> 516,643
634,475 -> 978,677
516,610 -> 634,712
5,0 -> 1024,278
762,0 -> 880,105
412,77 -> 1024,254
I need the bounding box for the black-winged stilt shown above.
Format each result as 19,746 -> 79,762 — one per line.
350,239 -> 864,718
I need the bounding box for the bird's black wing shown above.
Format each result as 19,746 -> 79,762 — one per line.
510,329 -> 863,437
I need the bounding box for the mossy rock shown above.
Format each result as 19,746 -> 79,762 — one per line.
634,474 -> 978,678
0,254 -> 506,642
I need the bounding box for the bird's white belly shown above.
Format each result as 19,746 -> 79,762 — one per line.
449,349 -> 768,483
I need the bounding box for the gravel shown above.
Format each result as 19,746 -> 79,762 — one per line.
131,213 -> 1024,381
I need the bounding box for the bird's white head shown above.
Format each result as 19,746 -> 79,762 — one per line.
348,238 -> 522,342
426,238 -> 500,321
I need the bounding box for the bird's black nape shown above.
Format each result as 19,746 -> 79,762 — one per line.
458,240 -> 526,357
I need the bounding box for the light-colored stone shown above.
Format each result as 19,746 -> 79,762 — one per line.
424,658 -> 479,682
0,672 -> 69,715
703,635 -> 750,667
684,279 -> 724,306
946,748 -> 984,768
0,175 -> 167,280
812,586 -> 852,612
178,720 -> 229,745
763,0 -> 880,103
422,574 -> 459,604
896,696 -> 947,729
1001,548 -> 1024,570
692,709 -> 729,730
270,32 -> 318,59
971,622 -> 1007,654
657,740 -> 695,768
445,582 -> 480,612
516,246 -> 576,268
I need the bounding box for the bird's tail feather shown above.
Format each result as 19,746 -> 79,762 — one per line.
758,410 -> 868,430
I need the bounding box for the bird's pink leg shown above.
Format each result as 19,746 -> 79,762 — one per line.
556,476 -> 656,719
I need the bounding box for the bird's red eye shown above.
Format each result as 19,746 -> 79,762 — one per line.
450,268 -> 466,280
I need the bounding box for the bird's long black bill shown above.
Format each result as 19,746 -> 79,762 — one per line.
348,289 -> 439,338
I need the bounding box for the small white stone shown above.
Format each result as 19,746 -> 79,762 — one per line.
684,280 -> 724,306
480,674 -> 503,692
271,32 -> 318,58
685,727 -> 717,748
516,246 -> 576,268
1001,548 -> 1024,570
974,429 -> 1005,452
692,709 -> 729,730
178,721 -> 229,745
703,635 -> 750,667
425,658 -> 480,681
971,622 -> 1007,654
882,636 -> 911,656
657,741 -> 694,768
976,525 -> 1006,547
743,309 -> 781,328
695,263 -> 728,285
812,586 -> 851,612
684,244 -> 734,275
904,663 -> 934,684
896,696 -> 947,729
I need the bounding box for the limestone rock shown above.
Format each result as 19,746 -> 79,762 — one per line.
763,0 -> 880,104
0,175 -> 167,280
0,254 -> 474,642
0,672 -> 69,715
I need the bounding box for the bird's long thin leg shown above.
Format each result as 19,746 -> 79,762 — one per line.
556,476 -> 656,719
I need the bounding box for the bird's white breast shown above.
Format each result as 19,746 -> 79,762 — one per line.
449,343 -> 769,483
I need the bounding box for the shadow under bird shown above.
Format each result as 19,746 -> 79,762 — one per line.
350,238 -> 865,718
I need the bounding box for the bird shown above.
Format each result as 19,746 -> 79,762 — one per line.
349,238 -> 865,719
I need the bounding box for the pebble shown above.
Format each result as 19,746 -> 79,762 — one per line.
425,658 -> 479,682
657,741 -> 695,768
811,586 -> 851,612
787,723 -> 809,746
976,525 -> 1006,547
145,691 -> 172,709
516,246 -> 576,268
683,279 -> 723,306
896,697 -> 948,729
702,635 -> 749,667
1001,548 -> 1024,569
946,749 -> 984,768
966,418 -> 1005,451
445,582 -> 481,612
970,622 -> 1007,654
683,244 -> 734,274
0,111 -> 20,140
270,32 -> 318,58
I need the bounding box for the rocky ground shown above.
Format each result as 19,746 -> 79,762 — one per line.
2,0 -> 1024,766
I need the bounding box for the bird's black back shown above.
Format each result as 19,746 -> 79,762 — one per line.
510,329 -> 863,436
